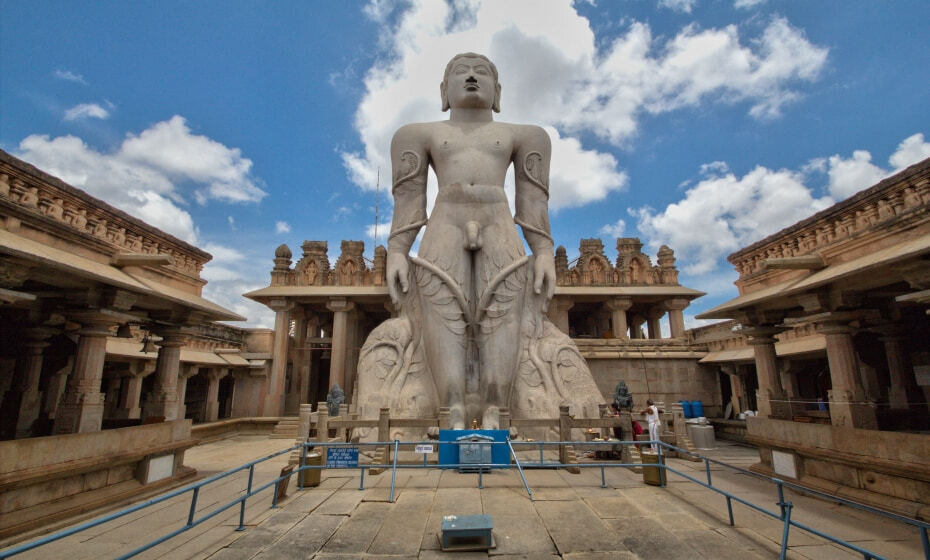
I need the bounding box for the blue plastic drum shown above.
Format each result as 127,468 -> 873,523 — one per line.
680,400 -> 693,418
691,400 -> 704,418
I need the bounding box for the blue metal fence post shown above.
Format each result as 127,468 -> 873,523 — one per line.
478,468 -> 483,489
704,457 -> 712,485
389,439 -> 399,503
779,501 -> 793,560
538,442 -> 544,466
507,439 -> 533,501
601,465 -> 607,488
726,496 -> 735,526
921,526 -> 929,560
237,464 -> 255,531
297,443 -> 307,491
186,487 -> 200,527
657,442 -> 666,487
359,466 -> 365,491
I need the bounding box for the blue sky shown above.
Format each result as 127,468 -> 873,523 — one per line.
2,0 -> 928,328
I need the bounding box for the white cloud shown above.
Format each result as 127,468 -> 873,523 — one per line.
275,221 -> 291,234
53,69 -> 86,85
822,133 -> 930,200
659,0 -> 697,14
734,0 -> 766,9
120,115 -> 266,204
227,216 -> 236,229
63,103 -> 110,122
825,150 -> 886,199
16,116 -> 266,244
634,165 -> 832,274
344,1 -> 827,210
600,218 -> 626,238
200,242 -> 274,327
889,133 -> 930,171
365,221 -> 391,243
634,131 -> 929,277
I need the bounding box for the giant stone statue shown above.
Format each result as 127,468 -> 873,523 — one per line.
355,53 -> 602,440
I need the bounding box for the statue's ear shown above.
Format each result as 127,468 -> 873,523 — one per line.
492,83 -> 501,113
440,82 -> 450,112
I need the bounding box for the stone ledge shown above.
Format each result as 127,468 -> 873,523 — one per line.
0,438 -> 196,491
190,417 -> 284,444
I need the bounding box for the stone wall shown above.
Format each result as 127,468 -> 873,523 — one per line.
0,420 -> 195,539
747,417 -> 930,520
586,356 -> 722,416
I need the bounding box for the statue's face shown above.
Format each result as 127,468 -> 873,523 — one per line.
443,55 -> 499,111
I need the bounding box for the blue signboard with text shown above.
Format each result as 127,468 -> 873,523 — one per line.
326,447 -> 359,468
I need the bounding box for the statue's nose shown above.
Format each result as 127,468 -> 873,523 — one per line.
465,75 -> 478,84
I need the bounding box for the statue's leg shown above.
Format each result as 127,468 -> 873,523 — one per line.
475,223 -> 527,430
416,226 -> 470,430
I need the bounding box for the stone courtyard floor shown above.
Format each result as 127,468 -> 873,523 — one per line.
5,435 -> 924,559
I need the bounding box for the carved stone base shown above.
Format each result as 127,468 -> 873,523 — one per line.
355,258 -> 604,442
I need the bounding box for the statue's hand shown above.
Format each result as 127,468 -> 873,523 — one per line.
533,252 -> 556,303
386,252 -> 410,306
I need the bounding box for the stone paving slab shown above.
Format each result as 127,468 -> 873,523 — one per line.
5,437 -> 925,560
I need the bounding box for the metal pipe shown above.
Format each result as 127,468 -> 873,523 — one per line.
186,487 -> 199,527
507,439 -> 533,501
780,501 -> 793,560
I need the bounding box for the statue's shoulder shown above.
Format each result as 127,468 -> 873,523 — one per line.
507,123 -> 551,150
510,124 -> 551,146
392,121 -> 443,142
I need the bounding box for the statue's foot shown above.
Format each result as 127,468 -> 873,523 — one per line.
509,426 -> 519,439
427,426 -> 439,439
450,405 -> 466,431
482,406 -> 500,430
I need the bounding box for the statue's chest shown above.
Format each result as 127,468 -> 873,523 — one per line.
431,129 -> 513,165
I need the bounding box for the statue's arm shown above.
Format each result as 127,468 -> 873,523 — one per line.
386,125 -> 429,304
514,125 -> 556,300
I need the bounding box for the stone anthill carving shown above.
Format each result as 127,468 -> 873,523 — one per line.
354,53 -> 602,441
612,381 -> 633,412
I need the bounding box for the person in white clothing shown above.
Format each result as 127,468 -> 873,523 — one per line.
640,400 -> 664,452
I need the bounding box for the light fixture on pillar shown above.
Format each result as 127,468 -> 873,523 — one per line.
141,333 -> 158,354
116,324 -> 133,338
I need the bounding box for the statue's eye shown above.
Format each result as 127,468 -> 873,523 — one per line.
454,65 -> 469,74
475,66 -> 489,75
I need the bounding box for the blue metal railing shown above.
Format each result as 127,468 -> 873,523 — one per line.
2,438 -> 927,560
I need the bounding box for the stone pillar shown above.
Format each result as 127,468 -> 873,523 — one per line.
103,375 -> 121,419
820,322 -> 878,429
880,330 -> 920,410
55,320 -> 114,434
113,361 -> 155,419
205,368 -> 230,422
286,310 -> 309,414
605,298 -> 632,340
141,331 -> 186,422
720,364 -> 743,415
547,297 -> 574,336
13,329 -> 53,438
326,298 -> 355,391
263,300 -> 293,416
630,315 -> 645,339
41,359 -> 72,421
175,364 -> 199,420
744,326 -> 791,419
646,308 -> 664,340
664,298 -> 689,339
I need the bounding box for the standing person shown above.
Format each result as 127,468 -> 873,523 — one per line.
640,400 -> 664,452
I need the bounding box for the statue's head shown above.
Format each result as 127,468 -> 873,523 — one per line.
441,52 -> 501,113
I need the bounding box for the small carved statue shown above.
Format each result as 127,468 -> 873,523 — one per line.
613,381 -> 633,412
326,384 -> 345,417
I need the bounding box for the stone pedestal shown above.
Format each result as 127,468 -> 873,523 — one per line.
820,323 -> 878,429
141,332 -> 186,422
263,300 -> 292,416
605,298 -> 632,340
55,322 -> 113,434
745,327 -> 791,420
